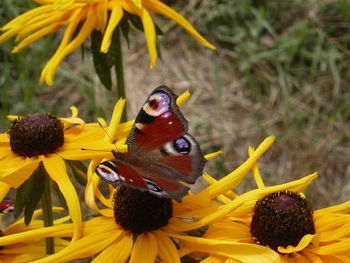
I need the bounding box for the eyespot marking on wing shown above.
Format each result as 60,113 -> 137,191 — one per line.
173,136 -> 191,155
143,92 -> 170,117
161,134 -> 194,156
143,178 -> 164,193
96,163 -> 119,183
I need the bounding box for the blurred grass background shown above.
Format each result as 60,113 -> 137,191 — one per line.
1,0 -> 350,208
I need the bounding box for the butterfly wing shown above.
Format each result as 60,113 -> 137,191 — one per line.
127,86 -> 188,152
96,159 -> 190,201
96,86 -> 206,201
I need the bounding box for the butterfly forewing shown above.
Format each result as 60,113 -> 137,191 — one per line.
127,86 -> 188,152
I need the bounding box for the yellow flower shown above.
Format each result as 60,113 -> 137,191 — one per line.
0,0 -> 215,86
0,208 -> 70,263
182,147 -> 350,263
0,105 -> 132,244
0,137 -> 281,263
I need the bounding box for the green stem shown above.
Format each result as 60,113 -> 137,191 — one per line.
41,175 -> 54,254
114,28 -> 127,122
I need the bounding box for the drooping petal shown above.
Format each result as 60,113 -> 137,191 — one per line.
144,0 -> 216,49
119,1 -> 157,67
43,155 -> 82,242
101,1 -> 123,53
40,7 -> 97,85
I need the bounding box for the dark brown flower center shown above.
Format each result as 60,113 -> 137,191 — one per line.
250,191 -> 315,252
8,113 -> 64,157
113,186 -> 173,234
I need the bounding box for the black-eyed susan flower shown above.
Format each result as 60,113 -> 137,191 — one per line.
0,208 -> 70,263
0,104 -> 132,244
183,147 -> 350,263
0,0 -> 215,86
0,136 -> 281,263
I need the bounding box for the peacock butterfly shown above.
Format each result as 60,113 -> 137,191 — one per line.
95,86 -> 206,201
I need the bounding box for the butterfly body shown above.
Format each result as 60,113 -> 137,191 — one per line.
96,86 -> 206,201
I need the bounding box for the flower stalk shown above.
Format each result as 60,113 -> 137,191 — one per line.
41,166 -> 54,254
114,28 -> 127,122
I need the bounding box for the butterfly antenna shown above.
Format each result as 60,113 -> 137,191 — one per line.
97,120 -> 120,152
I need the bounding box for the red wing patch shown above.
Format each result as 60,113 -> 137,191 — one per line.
162,155 -> 193,176
134,111 -> 186,151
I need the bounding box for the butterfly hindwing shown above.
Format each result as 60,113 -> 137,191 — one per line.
96,159 -> 190,201
159,133 -> 207,184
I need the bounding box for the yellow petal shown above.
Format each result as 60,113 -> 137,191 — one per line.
154,231 -> 180,263
202,174 -> 238,200
101,2 -> 123,53
40,7 -> 96,85
0,224 -> 74,246
204,221 -> 252,241
42,155 -> 82,242
92,232 -> 133,263
0,182 -> 10,200
0,157 -> 40,188
176,90 -> 190,106
32,230 -> 119,263
170,234 -> 279,263
197,255 -> 225,263
144,0 -> 216,49
205,151 -> 223,160
198,136 -> 275,198
129,232 -> 158,263
132,0 -> 142,9
315,200 -> 350,215
310,238 -> 350,255
277,234 -> 317,254
12,23 -> 60,53
248,146 -> 265,188
107,98 -> 126,142
300,250 -> 324,263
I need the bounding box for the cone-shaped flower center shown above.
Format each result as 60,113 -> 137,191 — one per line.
250,191 -> 315,252
113,186 -> 173,234
8,113 -> 64,157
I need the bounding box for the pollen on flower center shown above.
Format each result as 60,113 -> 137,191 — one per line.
113,186 -> 173,234
250,191 -> 315,252
8,113 -> 64,157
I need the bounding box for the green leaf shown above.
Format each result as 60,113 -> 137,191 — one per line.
14,164 -> 45,226
91,30 -> 113,90
53,182 -> 67,209
67,160 -> 87,186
